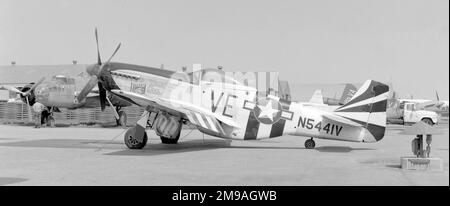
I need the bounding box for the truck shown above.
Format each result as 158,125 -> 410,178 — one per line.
387,101 -> 439,125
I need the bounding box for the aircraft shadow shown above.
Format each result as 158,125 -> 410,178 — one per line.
0,138 -> 302,155
0,139 -> 374,155
105,139 -> 304,156
0,139 -> 124,150
0,138 -> 17,140
0,177 -> 28,186
314,146 -> 375,153
385,164 -> 401,169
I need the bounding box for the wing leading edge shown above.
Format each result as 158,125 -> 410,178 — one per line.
110,89 -> 236,135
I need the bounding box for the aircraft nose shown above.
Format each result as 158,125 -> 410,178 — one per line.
35,85 -> 48,97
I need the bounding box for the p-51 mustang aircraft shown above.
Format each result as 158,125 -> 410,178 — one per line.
85,29 -> 390,149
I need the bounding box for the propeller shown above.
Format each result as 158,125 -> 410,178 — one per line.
95,28 -> 102,65
1,77 -> 45,122
91,28 -> 122,77
98,81 -> 119,120
23,78 -> 45,122
98,82 -> 106,111
76,75 -> 98,103
1,85 -> 25,95
24,77 -> 45,96
87,28 -> 121,120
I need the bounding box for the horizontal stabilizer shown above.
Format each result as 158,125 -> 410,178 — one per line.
322,114 -> 361,127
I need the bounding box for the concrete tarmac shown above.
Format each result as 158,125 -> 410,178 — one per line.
0,124 -> 448,186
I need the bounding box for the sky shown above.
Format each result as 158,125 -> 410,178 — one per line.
0,0 -> 448,100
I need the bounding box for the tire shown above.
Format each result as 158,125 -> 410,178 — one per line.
304,138 -> 316,149
124,127 -> 148,149
117,111 -> 127,128
421,118 -> 434,126
160,129 -> 181,144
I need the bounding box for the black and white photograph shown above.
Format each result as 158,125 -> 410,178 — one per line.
0,0 -> 448,201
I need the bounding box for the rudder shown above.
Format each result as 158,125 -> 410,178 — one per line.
333,80 -> 390,142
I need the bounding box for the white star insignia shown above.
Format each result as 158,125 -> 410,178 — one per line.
257,100 -> 279,121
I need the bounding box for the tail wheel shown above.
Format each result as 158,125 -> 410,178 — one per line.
421,118 -> 434,126
124,127 -> 148,149
304,138 -> 316,149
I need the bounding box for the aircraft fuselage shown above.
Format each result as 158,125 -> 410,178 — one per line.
109,67 -> 368,142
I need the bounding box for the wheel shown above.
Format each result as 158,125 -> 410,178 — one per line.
421,118 -> 434,126
160,129 -> 181,144
124,127 -> 148,149
304,138 -> 316,149
117,111 -> 127,128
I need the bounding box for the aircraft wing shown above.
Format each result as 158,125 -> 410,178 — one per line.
110,89 -> 181,115
0,85 -> 24,94
161,98 -> 240,128
110,89 -> 237,134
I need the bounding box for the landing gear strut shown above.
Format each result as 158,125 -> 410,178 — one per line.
115,106 -> 127,128
41,107 -> 55,128
304,138 -> 316,149
47,116 -> 55,127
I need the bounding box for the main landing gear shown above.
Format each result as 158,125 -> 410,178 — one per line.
154,112 -> 182,145
40,107 -> 56,128
304,138 -> 316,149
123,107 -> 183,149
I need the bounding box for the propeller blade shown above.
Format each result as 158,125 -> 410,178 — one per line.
25,96 -> 32,122
98,82 -> 106,111
95,28 -> 102,65
24,77 -> 45,96
106,43 -> 121,64
436,90 -> 440,101
1,85 -> 25,95
76,76 -> 98,103
98,43 -> 122,75
105,92 -> 119,120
